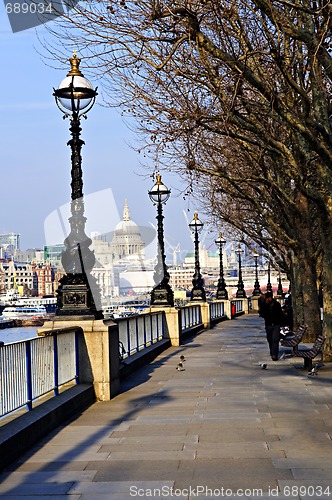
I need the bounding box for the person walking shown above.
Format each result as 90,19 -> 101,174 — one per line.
260,291 -> 284,360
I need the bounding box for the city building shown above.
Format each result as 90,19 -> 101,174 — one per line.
169,266 -> 195,292
119,269 -> 154,295
15,248 -> 44,264
110,200 -> 146,263
32,262 -> 55,297
90,201 -> 155,298
91,262 -> 120,299
0,261 -> 36,295
0,232 -> 20,259
44,244 -> 65,268
0,265 -> 5,294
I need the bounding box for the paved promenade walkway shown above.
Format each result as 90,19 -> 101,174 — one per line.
1,315 -> 332,499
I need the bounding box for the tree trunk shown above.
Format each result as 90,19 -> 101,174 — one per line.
300,256 -> 321,342
318,212 -> 332,361
290,195 -> 321,342
291,252 -> 321,342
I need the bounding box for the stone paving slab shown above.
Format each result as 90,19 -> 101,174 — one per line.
0,497 -> 80,500
0,482 -> 74,495
0,471 -> 97,485
1,315 -> 332,498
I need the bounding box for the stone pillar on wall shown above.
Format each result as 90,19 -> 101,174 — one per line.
199,302 -> 210,329
251,296 -> 260,313
222,300 -> 232,319
38,318 -> 120,401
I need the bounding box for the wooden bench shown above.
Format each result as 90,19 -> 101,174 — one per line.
280,324 -> 307,353
293,334 -> 325,370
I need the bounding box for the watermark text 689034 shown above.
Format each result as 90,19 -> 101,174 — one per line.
4,0 -> 78,33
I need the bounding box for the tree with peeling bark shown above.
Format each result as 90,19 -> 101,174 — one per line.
46,0 -> 332,358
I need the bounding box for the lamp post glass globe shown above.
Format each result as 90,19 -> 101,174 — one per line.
189,212 -> 204,234
235,243 -> 243,256
54,52 -> 97,116
215,233 -> 226,248
148,173 -> 171,205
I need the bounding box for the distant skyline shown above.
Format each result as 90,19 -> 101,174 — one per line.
0,13 -> 220,262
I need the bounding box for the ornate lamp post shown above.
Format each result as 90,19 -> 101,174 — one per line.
252,252 -> 261,296
266,260 -> 272,292
277,270 -> 283,296
235,243 -> 246,298
215,232 -> 228,299
189,212 -> 206,301
53,52 -> 102,318
148,174 -> 174,306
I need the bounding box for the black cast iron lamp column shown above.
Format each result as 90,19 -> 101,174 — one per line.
267,260 -> 272,292
189,212 -> 206,301
235,243 -> 246,298
53,52 -> 102,317
148,174 -> 174,306
252,252 -> 261,296
215,232 -> 228,299
277,270 -> 283,296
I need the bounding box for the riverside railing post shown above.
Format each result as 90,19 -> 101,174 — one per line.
75,329 -> 80,384
53,334 -> 59,397
126,321 -> 131,356
25,341 -> 32,411
143,315 -> 147,346
135,317 -> 139,352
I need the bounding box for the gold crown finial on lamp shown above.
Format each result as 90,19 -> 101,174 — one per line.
67,51 -> 83,77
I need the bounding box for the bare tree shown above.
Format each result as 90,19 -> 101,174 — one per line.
195,139 -> 322,340
45,0 -> 332,356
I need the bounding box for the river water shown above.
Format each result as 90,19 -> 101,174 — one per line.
0,326 -> 39,344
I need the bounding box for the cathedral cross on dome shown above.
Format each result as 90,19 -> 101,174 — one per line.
123,199 -> 131,221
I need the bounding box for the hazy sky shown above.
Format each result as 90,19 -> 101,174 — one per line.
0,13 -> 219,262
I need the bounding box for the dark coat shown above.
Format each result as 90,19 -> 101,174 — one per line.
260,299 -> 284,327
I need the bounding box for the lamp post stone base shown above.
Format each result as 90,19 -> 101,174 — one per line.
57,284 -> 92,316
216,290 -> 228,300
56,276 -> 103,319
190,288 -> 206,302
151,284 -> 174,307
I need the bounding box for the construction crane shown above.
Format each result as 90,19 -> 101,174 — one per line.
148,222 -> 182,266
172,243 -> 181,266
